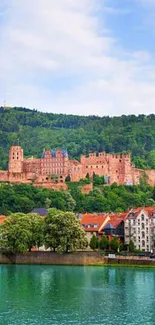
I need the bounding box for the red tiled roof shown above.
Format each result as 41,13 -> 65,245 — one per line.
126,206 -> 155,219
80,213 -> 110,232
0,216 -> 7,224
103,212 -> 127,228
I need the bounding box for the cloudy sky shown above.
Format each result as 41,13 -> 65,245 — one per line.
0,0 -> 155,116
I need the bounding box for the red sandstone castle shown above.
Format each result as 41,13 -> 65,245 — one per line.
0,146 -> 155,189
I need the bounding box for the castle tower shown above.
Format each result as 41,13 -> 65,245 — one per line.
8,146 -> 23,173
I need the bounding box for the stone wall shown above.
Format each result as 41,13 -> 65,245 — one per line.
104,255 -> 155,266
0,252 -> 105,265
2,145 -> 155,187
1,252 -> 155,266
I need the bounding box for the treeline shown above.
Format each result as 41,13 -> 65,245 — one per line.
0,182 -> 155,216
1,106 -> 155,169
0,209 -> 88,254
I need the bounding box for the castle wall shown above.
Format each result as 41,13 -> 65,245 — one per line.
34,182 -> 68,191
80,152 -> 135,185
1,146 -> 155,188
143,169 -> 155,186
0,171 -> 9,182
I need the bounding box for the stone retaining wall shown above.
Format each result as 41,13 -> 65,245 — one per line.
0,252 -> 155,266
0,252 -> 105,265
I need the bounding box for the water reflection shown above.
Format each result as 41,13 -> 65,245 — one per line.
0,265 -> 155,325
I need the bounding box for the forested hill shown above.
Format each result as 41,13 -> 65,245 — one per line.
1,106 -> 155,170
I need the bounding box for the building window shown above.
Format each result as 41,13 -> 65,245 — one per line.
142,223 -> 145,229
142,231 -> 145,238
141,214 -> 145,221
142,240 -> 145,247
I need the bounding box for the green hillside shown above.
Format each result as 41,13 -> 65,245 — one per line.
0,106 -> 155,170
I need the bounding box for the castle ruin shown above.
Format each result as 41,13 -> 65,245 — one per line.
0,146 -> 155,189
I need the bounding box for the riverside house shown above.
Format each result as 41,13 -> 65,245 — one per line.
124,207 -> 155,252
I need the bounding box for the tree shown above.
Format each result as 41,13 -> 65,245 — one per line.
109,237 -> 120,252
0,213 -> 43,254
99,236 -> 109,250
93,173 -> 104,186
89,235 -> 98,250
129,240 -> 135,252
43,208 -> 88,253
145,198 -> 155,207
63,191 -> 76,211
45,198 -> 51,209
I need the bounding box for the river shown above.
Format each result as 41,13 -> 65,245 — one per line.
0,265 -> 155,325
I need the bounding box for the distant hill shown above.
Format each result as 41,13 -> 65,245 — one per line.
0,106 -> 155,170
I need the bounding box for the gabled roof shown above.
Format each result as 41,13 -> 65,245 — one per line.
103,212 -> 126,229
126,206 -> 155,220
80,213 -> 110,232
31,208 -> 48,217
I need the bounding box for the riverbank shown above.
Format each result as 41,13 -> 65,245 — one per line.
1,251 -> 155,266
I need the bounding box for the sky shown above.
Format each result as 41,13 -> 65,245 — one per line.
0,0 -> 155,116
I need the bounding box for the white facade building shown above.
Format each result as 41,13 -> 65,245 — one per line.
124,208 -> 155,252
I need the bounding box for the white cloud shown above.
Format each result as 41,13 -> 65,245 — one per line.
0,0 -> 155,116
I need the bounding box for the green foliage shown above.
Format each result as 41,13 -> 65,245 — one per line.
43,208 -> 88,253
0,182 -> 155,215
89,235 -> 99,250
129,240 -> 135,253
93,173 -> 105,186
99,236 -> 109,250
0,183 -> 76,215
0,213 -> 43,254
109,237 -> 120,252
1,107 -> 155,170
45,198 -> 51,209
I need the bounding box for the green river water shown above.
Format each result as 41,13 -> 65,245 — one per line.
0,265 -> 155,325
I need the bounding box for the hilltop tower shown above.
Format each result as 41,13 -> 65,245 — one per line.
8,146 -> 23,173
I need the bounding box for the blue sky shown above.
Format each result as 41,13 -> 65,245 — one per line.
0,0 -> 155,116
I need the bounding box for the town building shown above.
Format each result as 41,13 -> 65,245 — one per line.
80,213 -> 110,242
0,146 -> 155,189
124,207 -> 155,252
103,213 -> 126,243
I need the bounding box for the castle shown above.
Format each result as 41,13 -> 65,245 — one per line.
0,146 -> 155,189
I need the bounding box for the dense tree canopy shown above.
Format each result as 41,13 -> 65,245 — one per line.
0,182 -> 155,215
0,213 -> 43,254
1,107 -> 155,170
43,208 -> 88,253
